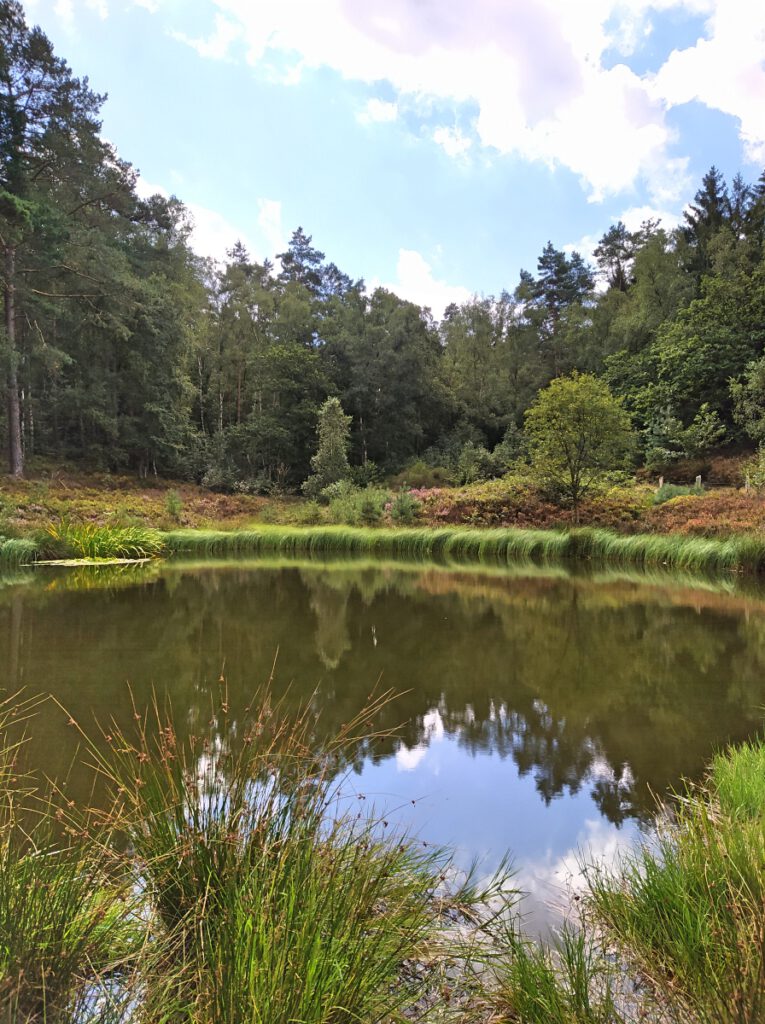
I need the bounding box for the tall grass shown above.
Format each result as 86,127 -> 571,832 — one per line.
0,696 -> 140,1023
80,691 -> 507,1023
588,738 -> 765,1023
44,521 -> 164,560
488,921 -> 623,1024
0,538 -> 38,568
164,524 -> 765,575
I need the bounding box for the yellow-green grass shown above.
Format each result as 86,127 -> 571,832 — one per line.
163,524 -> 765,575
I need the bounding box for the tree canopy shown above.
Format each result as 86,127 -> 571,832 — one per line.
1,5 -> 764,491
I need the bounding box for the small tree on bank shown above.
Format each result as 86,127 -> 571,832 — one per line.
525,372 -> 634,520
302,397 -> 352,498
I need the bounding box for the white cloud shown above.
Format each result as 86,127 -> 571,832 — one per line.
173,14 -> 240,60
53,0 -> 74,24
432,125 -> 472,158
395,707 -> 445,772
373,249 -> 471,318
358,98 -> 398,125
169,0 -> 762,201
618,203 -> 683,232
256,198 -> 286,257
650,0 -> 765,164
135,176 -> 255,263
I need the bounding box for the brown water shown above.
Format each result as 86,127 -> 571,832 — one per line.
4,557 -> 765,928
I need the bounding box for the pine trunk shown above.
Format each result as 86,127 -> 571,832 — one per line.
4,244 -> 23,477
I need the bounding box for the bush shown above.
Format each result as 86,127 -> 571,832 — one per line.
164,489 -> 183,522
652,482 -> 704,505
293,501 -> 323,525
359,494 -> 383,525
390,491 -> 421,525
327,484 -> 390,526
389,461 -> 454,489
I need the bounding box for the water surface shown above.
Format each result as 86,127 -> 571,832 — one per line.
3,557 -> 765,930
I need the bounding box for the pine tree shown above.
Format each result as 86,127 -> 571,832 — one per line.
302,397 -> 352,497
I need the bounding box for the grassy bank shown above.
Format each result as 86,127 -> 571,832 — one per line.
163,524 -> 765,575
8,521 -> 765,576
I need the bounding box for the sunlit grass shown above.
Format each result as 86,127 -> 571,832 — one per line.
163,523 -> 765,575
488,921 -> 623,1024
587,739 -> 765,1023
0,538 -> 37,568
44,521 -> 164,560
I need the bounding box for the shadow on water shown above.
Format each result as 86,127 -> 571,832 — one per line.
3,552 -> 765,930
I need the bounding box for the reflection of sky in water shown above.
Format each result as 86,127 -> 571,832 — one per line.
345,705 -> 643,934
5,558 -> 765,930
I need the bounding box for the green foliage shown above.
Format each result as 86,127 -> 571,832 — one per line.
0,696 -> 140,1021
44,521 -> 165,560
162,524 -> 765,574
164,489 -> 184,522
390,490 -> 421,525
742,445 -> 765,491
0,537 -> 38,568
653,482 -> 705,505
457,439 -> 495,484
85,695 -> 484,1023
525,373 -> 634,516
389,460 -> 454,489
731,355 -> 765,443
302,397 -> 352,499
588,737 -> 765,1022
327,484 -> 389,526
491,922 -> 622,1024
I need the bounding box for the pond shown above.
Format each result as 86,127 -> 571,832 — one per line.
3,556 -> 765,932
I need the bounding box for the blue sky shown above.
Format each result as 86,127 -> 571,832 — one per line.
24,0 -> 765,315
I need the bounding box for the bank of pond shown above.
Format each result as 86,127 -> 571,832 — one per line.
6,521 -> 765,577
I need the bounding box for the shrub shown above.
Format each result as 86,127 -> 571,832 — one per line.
164,489 -> 183,522
359,494 -> 383,525
389,461 -> 454,489
653,482 -> 704,505
390,490 -> 421,525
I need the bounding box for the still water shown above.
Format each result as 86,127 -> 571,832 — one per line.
4,557 -> 765,929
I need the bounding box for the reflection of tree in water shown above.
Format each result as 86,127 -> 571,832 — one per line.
3,562 -> 765,827
303,573 -> 352,670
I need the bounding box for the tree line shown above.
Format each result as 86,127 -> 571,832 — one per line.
2,1 -> 765,491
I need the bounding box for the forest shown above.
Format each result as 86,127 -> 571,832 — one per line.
3,0 -> 765,497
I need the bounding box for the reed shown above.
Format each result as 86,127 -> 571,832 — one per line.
163,524 -> 765,576
162,524 -> 575,567
0,697 -> 140,1024
0,538 -> 38,568
488,921 -> 623,1024
587,738 -> 765,1023
82,692 -> 501,1023
44,521 -> 164,561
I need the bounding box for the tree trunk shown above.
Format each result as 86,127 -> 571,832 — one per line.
4,244 -> 23,477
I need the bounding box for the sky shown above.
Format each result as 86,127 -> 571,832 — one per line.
22,0 -> 765,316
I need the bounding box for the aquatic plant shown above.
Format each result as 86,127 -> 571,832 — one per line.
0,538 -> 38,568
488,921 -> 623,1024
83,692 -> 503,1023
163,523 -> 765,575
588,738 -> 765,1023
44,521 -> 165,560
0,697 -> 140,1023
